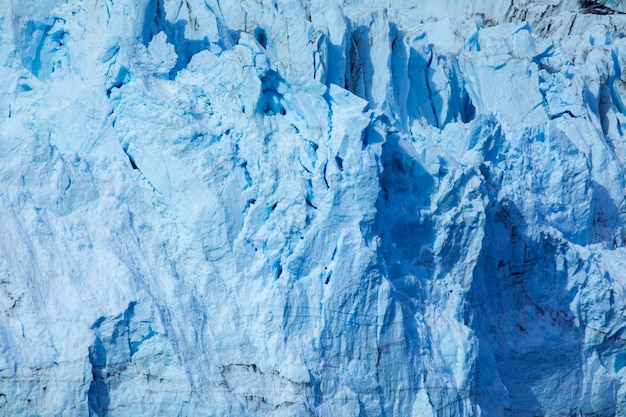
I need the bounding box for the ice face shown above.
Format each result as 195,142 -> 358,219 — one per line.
1,1 -> 626,416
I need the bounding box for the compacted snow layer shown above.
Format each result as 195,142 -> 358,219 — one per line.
1,0 -> 626,416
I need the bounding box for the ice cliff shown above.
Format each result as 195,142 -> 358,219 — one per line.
1,0 -> 626,415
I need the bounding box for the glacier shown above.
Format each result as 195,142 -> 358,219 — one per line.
1,0 -> 626,415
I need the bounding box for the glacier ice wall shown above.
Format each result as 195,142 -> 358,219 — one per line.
1,0 -> 626,416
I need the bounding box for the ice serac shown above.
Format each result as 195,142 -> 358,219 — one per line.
2,0 -> 626,416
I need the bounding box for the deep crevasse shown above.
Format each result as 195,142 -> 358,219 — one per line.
1,0 -> 626,416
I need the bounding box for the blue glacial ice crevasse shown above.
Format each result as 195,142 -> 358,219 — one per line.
2,0 -> 626,416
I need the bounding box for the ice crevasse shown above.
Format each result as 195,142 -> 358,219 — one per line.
1,0 -> 626,416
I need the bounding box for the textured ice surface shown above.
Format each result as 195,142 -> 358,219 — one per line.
2,0 -> 626,416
